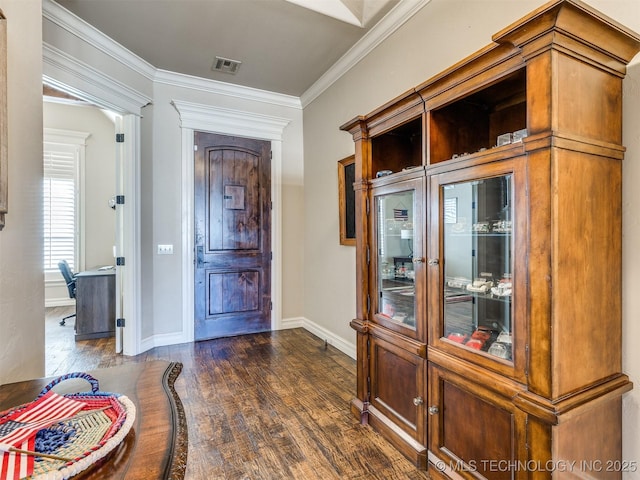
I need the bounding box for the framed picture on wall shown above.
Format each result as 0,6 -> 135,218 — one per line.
338,155 -> 356,246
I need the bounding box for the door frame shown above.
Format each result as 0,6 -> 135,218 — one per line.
173,101 -> 290,342
42,74 -> 150,357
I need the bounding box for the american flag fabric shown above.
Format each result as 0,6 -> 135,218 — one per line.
393,208 -> 408,221
0,391 -> 84,480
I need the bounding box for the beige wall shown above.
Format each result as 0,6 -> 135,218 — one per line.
0,0 -> 44,384
42,101 -> 116,305
302,0 -> 640,474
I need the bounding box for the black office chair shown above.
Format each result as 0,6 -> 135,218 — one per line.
57,260 -> 77,326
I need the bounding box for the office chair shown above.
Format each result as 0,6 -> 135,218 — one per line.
57,260 -> 77,326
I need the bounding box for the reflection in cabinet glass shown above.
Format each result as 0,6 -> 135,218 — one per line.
376,190 -> 416,329
443,175 -> 512,361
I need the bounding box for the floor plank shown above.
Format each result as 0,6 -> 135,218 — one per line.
45,307 -> 430,479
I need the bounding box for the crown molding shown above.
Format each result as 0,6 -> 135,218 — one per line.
43,0 -> 156,81
43,43 -> 152,115
44,0 -> 428,111
300,0 -> 431,107
171,100 -> 291,141
155,70 -> 302,110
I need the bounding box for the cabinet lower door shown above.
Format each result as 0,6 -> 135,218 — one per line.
369,331 -> 427,467
427,363 -> 527,479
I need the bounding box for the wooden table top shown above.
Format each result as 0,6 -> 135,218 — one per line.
0,361 -> 187,480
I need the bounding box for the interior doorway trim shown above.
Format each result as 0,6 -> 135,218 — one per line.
42,70 -> 150,357
172,100 -> 290,343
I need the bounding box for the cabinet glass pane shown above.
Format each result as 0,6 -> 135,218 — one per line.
376,190 -> 416,330
443,175 -> 513,361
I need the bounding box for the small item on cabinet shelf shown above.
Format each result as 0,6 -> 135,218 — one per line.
382,303 -> 395,318
376,170 -> 392,177
491,283 -> 512,297
497,132 -> 512,146
470,326 -> 492,342
491,220 -> 512,233
447,332 -> 467,344
465,339 -> 484,350
447,277 -> 471,289
496,331 -> 512,344
465,327 -> 493,350
487,341 -> 512,360
405,269 -> 415,281
467,278 -> 493,293
472,221 -> 491,233
512,128 -> 528,143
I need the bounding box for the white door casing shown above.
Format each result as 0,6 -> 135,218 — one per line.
172,100 -> 290,343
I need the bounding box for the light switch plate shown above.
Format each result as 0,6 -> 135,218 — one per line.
157,244 -> 173,255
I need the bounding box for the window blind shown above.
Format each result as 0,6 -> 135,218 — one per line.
43,143 -> 77,273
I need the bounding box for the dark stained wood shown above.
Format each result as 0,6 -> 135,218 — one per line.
44,307 -> 430,479
0,360 -> 186,480
74,269 -> 115,340
194,132 -> 271,341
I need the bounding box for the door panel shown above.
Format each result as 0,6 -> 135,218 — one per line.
428,362 -> 528,479
194,132 -> 271,340
369,330 -> 426,443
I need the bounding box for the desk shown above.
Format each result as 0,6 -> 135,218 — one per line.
0,361 -> 188,480
75,268 -> 115,341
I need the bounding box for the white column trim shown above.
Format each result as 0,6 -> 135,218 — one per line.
120,115 -> 142,356
173,101 -> 290,342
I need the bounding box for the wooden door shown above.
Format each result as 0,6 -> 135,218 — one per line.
194,132 -> 271,340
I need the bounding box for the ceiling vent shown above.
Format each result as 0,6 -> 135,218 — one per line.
212,56 -> 242,74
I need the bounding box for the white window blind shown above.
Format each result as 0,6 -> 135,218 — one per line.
43,143 -> 78,273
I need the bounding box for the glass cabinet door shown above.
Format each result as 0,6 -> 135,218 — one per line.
374,183 -> 421,333
440,174 -> 513,362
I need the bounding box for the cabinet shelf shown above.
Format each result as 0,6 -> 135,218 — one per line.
445,289 -> 511,305
429,68 -> 526,165
448,232 -> 512,237
371,117 -> 423,176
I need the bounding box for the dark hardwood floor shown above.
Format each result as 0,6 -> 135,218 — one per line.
45,307 -> 429,479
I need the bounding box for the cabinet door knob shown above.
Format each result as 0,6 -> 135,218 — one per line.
428,405 -> 439,415
412,257 -> 425,264
427,258 -> 439,266
413,396 -> 424,406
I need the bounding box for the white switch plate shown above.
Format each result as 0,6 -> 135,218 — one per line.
157,244 -> 173,255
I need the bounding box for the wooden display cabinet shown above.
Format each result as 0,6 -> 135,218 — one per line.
341,1 -> 640,478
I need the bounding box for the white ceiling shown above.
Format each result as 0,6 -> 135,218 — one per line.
55,0 -> 401,97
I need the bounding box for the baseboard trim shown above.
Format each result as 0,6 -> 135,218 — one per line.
138,317 -> 356,360
281,316 -> 356,360
140,331 -> 188,353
